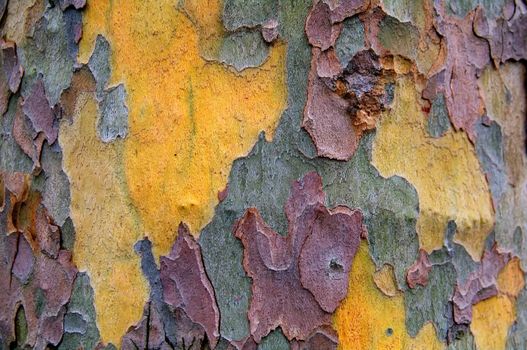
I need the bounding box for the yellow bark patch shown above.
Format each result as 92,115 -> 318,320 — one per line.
74,0 -> 286,344
59,94 -> 148,344
373,264 -> 400,297
372,77 -> 494,260
334,241 -> 445,350
471,295 -> 516,350
478,65 -> 509,123
407,323 -> 445,350
497,257 -> 525,298
79,0 -> 286,255
179,0 -> 226,59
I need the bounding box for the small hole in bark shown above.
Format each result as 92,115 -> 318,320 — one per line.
329,259 -> 343,272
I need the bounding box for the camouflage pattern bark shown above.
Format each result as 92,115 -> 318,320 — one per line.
0,1 -> 526,349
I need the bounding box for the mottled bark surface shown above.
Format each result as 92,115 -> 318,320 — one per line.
0,0 -> 526,349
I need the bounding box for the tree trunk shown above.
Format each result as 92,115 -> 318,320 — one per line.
1,0 -> 526,349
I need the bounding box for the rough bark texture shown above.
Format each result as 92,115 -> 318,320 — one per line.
0,0 -> 526,349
